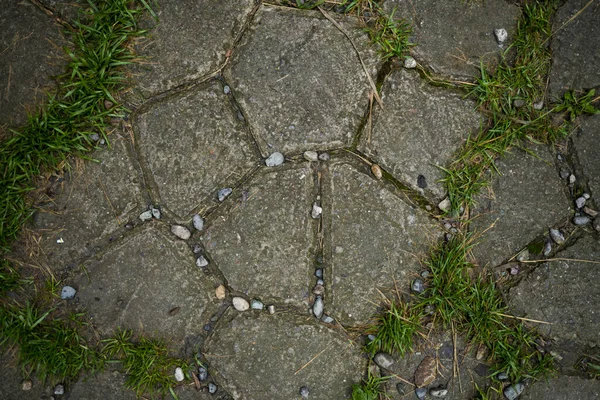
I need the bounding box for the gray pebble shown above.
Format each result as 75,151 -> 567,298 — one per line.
497,372 -> 509,380
321,315 -> 334,324
576,197 -> 586,209
430,388 -> 448,398
196,256 -> 209,268
573,215 -> 591,225
318,152 -> 330,161
438,197 -> 451,213
415,387 -> 427,400
150,206 -> 161,219
411,278 -> 425,293
404,56 -> 417,69
560,169 -> 571,180
311,203 -> 322,219
61,286 -> 76,300
313,296 -> 324,318
237,111 -> 244,121
250,299 -> 264,310
303,151 -> 318,162
316,278 -> 324,286
217,188 -> 232,202
54,384 -> 65,395
420,271 -> 430,278
171,225 -> 191,240
193,214 -> 204,231
513,99 -> 525,108
543,241 -> 552,256
99,138 -> 105,145
374,352 -> 395,369
89,133 -> 100,142
265,152 -> 284,167
192,244 -> 202,254
223,85 -> 230,94
549,228 -> 565,245
208,383 -> 217,394
533,100 -> 544,110
198,367 -> 208,381
312,284 -> 324,296
583,193 -> 591,199
139,210 -> 153,222
315,269 -> 323,278
299,386 -> 310,398
367,334 -> 376,342
569,174 -> 576,184
503,383 -> 524,400
267,305 -> 276,314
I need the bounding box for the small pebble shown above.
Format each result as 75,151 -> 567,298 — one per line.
573,215 -> 590,225
549,228 -> 565,245
494,28 -> 508,44
509,266 -> 519,275
299,386 -> 310,398
321,315 -> 334,324
99,138 -> 106,145
313,284 -> 324,296
575,196 -> 586,209
217,188 -> 232,202
374,352 -> 395,369
139,210 -> 153,221
316,278 -> 324,285
311,203 -> 322,219
21,380 -> 32,391
267,305 -> 276,314
560,169 -> 571,180
415,387 -> 427,400
583,206 -> 598,217
196,256 -> 209,268
313,296 -> 324,318
533,100 -> 544,110
438,197 -> 451,213
404,56 -> 417,69
150,206 -> 161,219
198,367 -> 208,381
192,244 -> 202,254
174,367 -> 185,382
208,383 -> 217,394
61,286 -> 76,300
497,372 -> 509,380
193,214 -> 204,231
215,285 -> 226,300
54,384 -> 65,395
371,164 -> 383,180
303,151 -> 318,161
503,383 -> 524,400
232,297 -> 250,311
513,99 -> 525,108
265,152 -> 284,167
223,85 -> 230,94
583,193 -> 591,199
89,133 -> 100,142
251,299 -> 264,310
543,241 -> 552,256
430,388 -> 448,398
411,278 -> 425,293
318,152 -> 330,161
569,174 -> 576,184
417,174 -> 427,189
315,269 -> 323,278
171,225 -> 191,240
420,271 -> 430,278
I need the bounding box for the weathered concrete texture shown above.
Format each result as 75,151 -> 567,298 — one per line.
470,144 -> 571,268
521,375 -> 600,400
549,0 -> 600,98
228,6 -> 380,156
75,225 -> 216,345
324,162 -> 440,326
33,135 -> 143,270
359,68 -> 481,201
201,166 -> 315,306
0,354 -> 46,400
135,82 -> 257,219
0,1 -> 65,127
131,0 -> 254,97
574,114 -> 600,200
508,235 -> 600,347
69,370 -> 137,400
384,0 -> 520,79
205,311 -> 364,400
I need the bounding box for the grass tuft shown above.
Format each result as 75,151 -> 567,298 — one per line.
365,301 -> 421,357
350,373 -> 389,400
366,7 -> 414,61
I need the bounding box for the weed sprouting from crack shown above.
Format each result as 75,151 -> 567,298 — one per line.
350,373 -> 389,400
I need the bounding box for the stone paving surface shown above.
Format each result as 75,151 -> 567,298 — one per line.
2,1 -> 600,400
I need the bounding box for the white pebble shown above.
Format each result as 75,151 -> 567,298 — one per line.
192,214 -> 204,231
139,210 -> 152,221
303,151 -> 318,162
61,286 -> 76,300
438,197 -> 451,213
494,28 -> 508,44
311,203 -> 322,219
150,206 -> 161,219
232,297 -> 250,311
174,367 -> 185,382
404,56 -> 417,69
313,296 -> 323,318
171,225 -> 191,240
196,256 -> 209,267
265,152 -> 284,167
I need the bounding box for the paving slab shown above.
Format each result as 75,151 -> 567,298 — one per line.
32,134 -> 144,270
359,68 -> 481,201
470,144 -> 571,268
0,1 -> 65,127
521,375 -> 600,400
131,0 -> 255,98
508,235 -> 600,347
68,370 -> 137,400
201,165 -> 316,307
324,161 -> 440,326
74,225 -> 217,346
227,5 -> 380,156
574,114 -> 600,201
383,0 -> 520,79
204,310 -> 364,400
135,81 -> 257,219
549,0 -> 600,99
0,353 -> 46,400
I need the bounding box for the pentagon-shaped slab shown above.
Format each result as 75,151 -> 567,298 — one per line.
33,135 -> 143,270
549,0 -> 600,98
521,375 -> 600,400
227,6 -> 380,156
0,2 -> 66,127
508,235 -> 600,347
135,82 -> 257,219
574,114 -> 600,199
205,311 -> 364,400
201,165 -> 315,306
131,0 -> 255,97
75,225 -> 216,345
359,69 -> 481,201
324,162 -> 440,326
384,0 -> 520,79
470,144 -> 571,268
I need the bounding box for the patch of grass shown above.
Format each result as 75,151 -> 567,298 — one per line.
350,374 -> 389,400
339,0 -> 379,15
102,329 -> 188,399
0,259 -> 29,295
554,89 -> 600,122
365,301 -> 422,357
0,0 -> 152,253
366,7 -> 414,61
